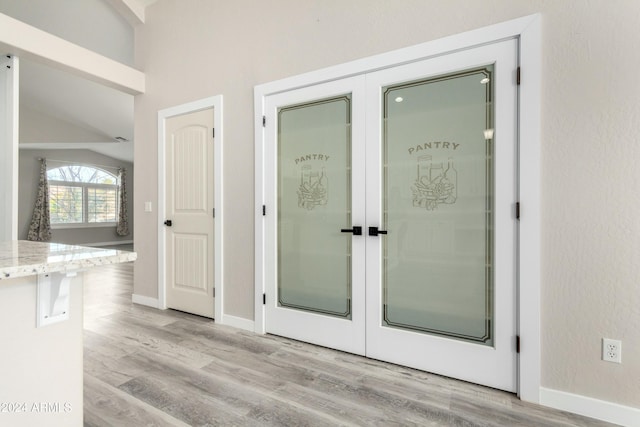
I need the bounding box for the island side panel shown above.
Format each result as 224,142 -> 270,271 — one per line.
0,273 -> 83,426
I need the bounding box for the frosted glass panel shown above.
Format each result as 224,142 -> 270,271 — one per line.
278,96 -> 352,318
383,67 -> 494,345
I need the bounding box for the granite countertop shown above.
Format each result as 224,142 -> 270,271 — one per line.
0,240 -> 137,280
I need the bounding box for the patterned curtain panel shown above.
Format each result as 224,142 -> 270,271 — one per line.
116,167 -> 130,236
27,158 -> 52,242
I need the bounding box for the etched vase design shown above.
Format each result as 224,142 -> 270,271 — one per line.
411,155 -> 456,210
297,165 -> 328,210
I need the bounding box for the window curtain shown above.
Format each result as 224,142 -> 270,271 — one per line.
116,167 -> 130,236
27,158 -> 52,242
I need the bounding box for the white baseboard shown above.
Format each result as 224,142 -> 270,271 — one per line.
132,294 -> 159,308
540,387 -> 640,427
87,240 -> 134,247
219,314 -> 255,332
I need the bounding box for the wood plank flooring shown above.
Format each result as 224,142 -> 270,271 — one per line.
83,263 -> 614,426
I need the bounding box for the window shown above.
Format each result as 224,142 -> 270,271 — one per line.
47,165 -> 119,226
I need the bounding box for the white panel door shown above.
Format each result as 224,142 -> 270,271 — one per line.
264,77 -> 367,355
165,108 -> 215,318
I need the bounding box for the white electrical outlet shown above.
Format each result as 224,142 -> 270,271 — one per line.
602,338 -> 622,363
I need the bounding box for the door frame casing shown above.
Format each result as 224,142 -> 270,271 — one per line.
254,15 -> 541,402
158,95 -> 223,321
0,55 -> 19,241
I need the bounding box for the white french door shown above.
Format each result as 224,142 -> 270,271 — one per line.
264,76 -> 367,355
264,39 -> 518,391
364,39 -> 518,391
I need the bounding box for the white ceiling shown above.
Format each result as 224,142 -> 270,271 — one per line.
136,0 -> 157,7
19,58 -> 135,162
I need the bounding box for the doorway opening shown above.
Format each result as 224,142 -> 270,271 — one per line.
255,15 -> 541,401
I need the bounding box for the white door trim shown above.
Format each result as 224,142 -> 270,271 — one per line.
0,55 -> 19,241
158,95 -> 224,321
255,15 -> 541,402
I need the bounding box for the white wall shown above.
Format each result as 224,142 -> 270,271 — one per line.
19,149 -> 134,245
0,273 -> 84,427
134,0 -> 640,410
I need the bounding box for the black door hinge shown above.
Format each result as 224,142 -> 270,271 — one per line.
262,116 -> 266,127
262,205 -> 266,216
517,67 -> 521,85
212,128 -> 215,138
213,208 -> 215,218
213,288 -> 215,298
516,335 -> 521,353
263,293 -> 266,305
515,202 -> 520,220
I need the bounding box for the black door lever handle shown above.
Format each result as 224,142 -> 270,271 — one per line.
164,220 -> 172,227
341,226 -> 362,236
368,226 -> 388,236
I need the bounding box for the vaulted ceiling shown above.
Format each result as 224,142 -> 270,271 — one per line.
0,0 -> 155,162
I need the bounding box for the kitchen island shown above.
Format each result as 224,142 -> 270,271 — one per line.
0,241 -> 136,427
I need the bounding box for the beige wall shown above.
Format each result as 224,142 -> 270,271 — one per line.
134,0 -> 640,408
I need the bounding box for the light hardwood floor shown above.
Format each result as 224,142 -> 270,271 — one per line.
83,263 -> 613,427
